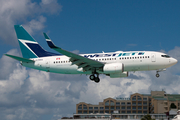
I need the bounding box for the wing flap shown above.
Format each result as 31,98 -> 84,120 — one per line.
4,54 -> 34,62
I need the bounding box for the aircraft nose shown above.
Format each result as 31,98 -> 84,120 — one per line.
171,58 -> 178,65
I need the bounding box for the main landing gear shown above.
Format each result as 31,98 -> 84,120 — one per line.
89,73 -> 100,83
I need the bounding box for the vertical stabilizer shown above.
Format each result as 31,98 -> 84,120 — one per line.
14,25 -> 60,58
14,25 -> 38,58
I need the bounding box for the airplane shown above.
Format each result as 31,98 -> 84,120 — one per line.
4,25 -> 178,83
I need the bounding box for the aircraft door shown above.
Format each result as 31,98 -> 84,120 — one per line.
151,53 -> 156,62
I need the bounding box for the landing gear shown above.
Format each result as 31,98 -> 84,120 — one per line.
156,71 -> 160,78
89,72 -> 100,83
94,77 -> 100,83
155,69 -> 166,78
89,75 -> 95,80
156,73 -> 160,78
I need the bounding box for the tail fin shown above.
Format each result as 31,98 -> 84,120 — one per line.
14,25 -> 60,58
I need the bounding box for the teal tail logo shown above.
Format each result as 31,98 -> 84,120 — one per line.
14,25 -> 60,58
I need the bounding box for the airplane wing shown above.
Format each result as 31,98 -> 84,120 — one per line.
43,33 -> 104,71
4,54 -> 34,63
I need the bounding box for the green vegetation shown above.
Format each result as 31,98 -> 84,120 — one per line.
141,114 -> 155,120
170,103 -> 177,109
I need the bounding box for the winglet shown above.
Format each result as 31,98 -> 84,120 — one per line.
43,33 -> 58,49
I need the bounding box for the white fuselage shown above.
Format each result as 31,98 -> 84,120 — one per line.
21,51 -> 177,75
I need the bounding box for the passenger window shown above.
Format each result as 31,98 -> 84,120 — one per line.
130,57 -> 131,59
135,57 -> 136,59
127,57 -> 129,59
115,58 -> 116,60
145,56 -> 147,58
140,57 -> 142,59
125,57 -> 126,59
54,62 -> 55,64
119,58 -> 121,60
132,57 -> 134,59
148,56 -> 149,58
122,58 -> 124,59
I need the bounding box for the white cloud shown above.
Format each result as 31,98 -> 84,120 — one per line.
0,0 -> 62,45
23,16 -> 46,35
0,49 -> 20,79
40,0 -> 62,14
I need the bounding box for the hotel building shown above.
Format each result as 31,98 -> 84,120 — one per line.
76,91 -> 180,114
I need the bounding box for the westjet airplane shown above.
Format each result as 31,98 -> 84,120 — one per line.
5,25 -> 178,83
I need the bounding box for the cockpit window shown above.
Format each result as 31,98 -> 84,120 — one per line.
161,55 -> 170,58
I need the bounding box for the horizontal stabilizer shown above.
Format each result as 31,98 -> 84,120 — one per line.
4,54 -> 34,62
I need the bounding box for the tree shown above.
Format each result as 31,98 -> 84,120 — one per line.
141,114 -> 155,120
170,103 -> 177,109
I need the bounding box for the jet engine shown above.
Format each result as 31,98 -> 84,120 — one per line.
103,63 -> 128,78
103,63 -> 124,74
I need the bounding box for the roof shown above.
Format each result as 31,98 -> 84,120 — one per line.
167,94 -> 180,101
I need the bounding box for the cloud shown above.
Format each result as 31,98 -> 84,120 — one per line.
1,46 -> 180,120
0,49 -> 20,79
23,16 -> 47,35
0,0 -> 62,45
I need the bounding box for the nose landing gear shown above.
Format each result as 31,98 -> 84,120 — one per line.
156,71 -> 160,78
156,72 -> 160,78
155,69 -> 166,78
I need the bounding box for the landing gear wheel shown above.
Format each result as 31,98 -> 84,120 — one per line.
89,70 -> 100,83
89,75 -> 95,80
156,74 -> 160,78
94,77 -> 100,83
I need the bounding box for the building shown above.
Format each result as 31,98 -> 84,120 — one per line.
76,91 -> 180,114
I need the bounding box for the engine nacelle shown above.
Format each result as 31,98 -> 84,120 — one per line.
103,63 -> 124,74
110,72 -> 128,78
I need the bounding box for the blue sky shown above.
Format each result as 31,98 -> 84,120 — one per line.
1,1 -> 180,54
0,0 -> 180,120
42,0 -> 180,53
